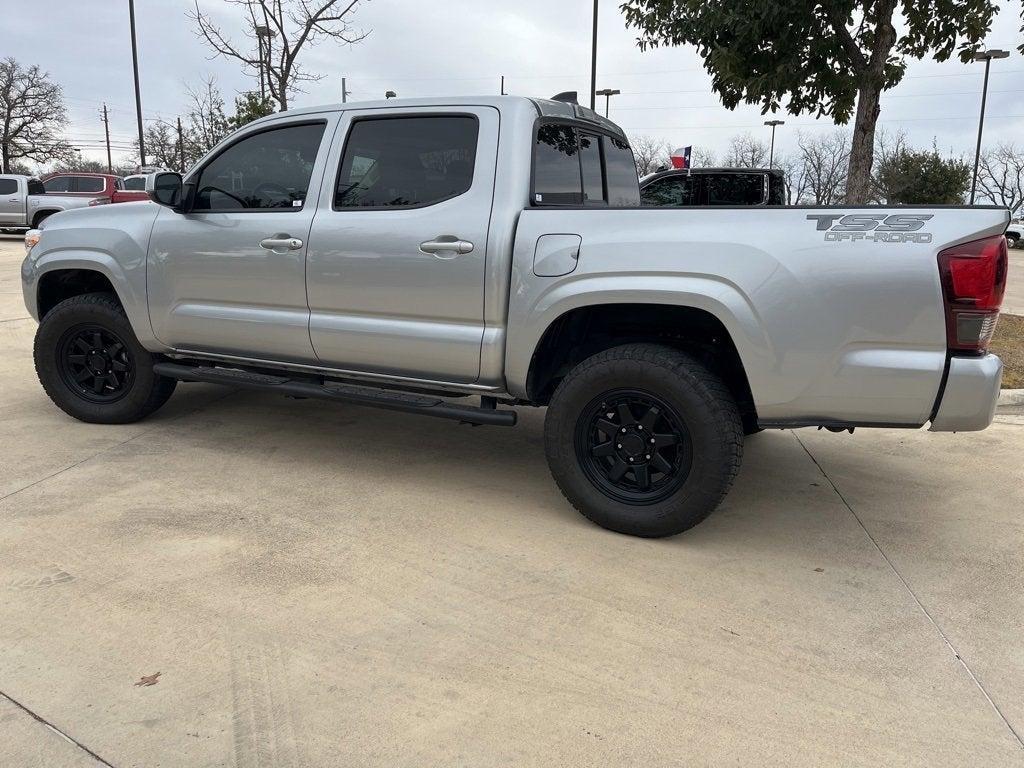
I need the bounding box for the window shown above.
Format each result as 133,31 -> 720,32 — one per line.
0,179 -> 17,194
534,123 -> 582,205
603,136 -> 641,206
335,116 -> 477,208
704,173 -> 766,205
641,176 -> 696,207
76,176 -> 105,193
123,177 -> 146,191
579,134 -> 604,204
43,177 -> 71,193
28,179 -> 44,195
193,122 -> 325,211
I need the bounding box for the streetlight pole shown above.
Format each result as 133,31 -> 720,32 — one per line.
970,48 -> 1010,205
128,0 -> 146,167
764,119 -> 784,168
255,25 -> 275,104
589,0 -> 598,111
595,88 -> 620,118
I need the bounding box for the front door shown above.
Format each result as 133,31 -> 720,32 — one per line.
147,116 -> 335,362
305,107 -> 498,383
0,177 -> 22,226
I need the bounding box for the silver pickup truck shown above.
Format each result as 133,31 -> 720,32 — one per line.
20,96 -> 1011,538
0,174 -> 106,232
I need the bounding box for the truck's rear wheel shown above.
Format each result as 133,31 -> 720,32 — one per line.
544,344 -> 743,538
34,293 -> 176,424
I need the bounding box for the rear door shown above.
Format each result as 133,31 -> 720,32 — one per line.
0,177 -> 23,225
305,106 -> 498,383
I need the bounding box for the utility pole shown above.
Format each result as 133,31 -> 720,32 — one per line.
970,48 -> 1010,205
176,116 -> 185,173
341,77 -> 351,103
128,0 -> 146,167
589,0 -> 598,110
501,75 -> 506,95
101,104 -> 112,173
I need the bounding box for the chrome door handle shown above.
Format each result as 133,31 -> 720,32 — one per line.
419,236 -> 474,257
260,235 -> 303,251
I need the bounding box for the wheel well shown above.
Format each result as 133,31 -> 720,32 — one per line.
526,303 -> 756,417
32,210 -> 59,228
37,270 -> 119,318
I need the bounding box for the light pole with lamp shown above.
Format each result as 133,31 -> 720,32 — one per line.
970,48 -> 1010,204
764,119 -> 784,168
255,25 -> 276,103
595,88 -> 620,118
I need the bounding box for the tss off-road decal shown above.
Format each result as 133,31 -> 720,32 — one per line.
807,214 -> 934,243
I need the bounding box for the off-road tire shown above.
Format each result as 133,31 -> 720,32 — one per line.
34,293 -> 176,424
544,343 -> 743,538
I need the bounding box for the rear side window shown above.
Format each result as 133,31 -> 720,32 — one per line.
76,176 -> 105,193
0,179 -> 17,194
193,122 -> 325,211
335,115 -> 478,209
124,176 -> 145,190
603,136 -> 641,206
704,174 -> 766,205
534,123 -> 583,205
641,176 -> 696,207
43,177 -> 71,193
28,179 -> 44,195
579,133 -> 604,204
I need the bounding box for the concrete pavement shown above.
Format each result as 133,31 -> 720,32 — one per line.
1005,248 -> 1024,316
2,234 -> 1023,767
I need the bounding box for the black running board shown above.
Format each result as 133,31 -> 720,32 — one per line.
153,362 -> 517,426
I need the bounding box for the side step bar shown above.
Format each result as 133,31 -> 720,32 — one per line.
153,362 -> 517,427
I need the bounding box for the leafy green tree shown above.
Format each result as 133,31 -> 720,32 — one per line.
876,146 -> 970,204
230,91 -> 276,129
620,0 -> 1000,203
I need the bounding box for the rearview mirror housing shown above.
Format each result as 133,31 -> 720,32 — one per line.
147,172 -> 183,210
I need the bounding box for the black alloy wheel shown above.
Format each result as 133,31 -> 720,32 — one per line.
57,325 -> 135,402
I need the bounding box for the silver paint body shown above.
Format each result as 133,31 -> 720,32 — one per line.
21,96 -> 1009,431
0,174 -> 100,229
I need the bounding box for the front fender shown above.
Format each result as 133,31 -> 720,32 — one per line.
504,272 -> 774,401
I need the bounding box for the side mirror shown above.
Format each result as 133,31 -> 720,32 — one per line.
147,172 -> 183,210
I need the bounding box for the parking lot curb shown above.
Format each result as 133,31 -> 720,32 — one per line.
998,388 -> 1024,406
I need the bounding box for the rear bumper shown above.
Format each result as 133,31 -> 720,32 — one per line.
929,354 -> 1003,432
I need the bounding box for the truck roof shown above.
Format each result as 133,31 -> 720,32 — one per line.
247,95 -> 627,138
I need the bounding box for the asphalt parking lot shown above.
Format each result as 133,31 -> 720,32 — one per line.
1,233 -> 1023,767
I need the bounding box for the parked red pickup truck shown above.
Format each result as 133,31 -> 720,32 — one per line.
41,173 -> 150,205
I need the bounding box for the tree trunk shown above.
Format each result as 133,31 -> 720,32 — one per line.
845,81 -> 882,203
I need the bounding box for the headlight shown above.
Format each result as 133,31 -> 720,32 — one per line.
24,229 -> 41,252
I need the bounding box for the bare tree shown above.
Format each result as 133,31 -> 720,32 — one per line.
976,143 -> 1024,216
133,121 -> 186,173
690,146 -> 717,168
724,133 -> 768,168
185,77 -> 231,160
0,57 -> 74,173
870,127 -> 908,202
189,0 -> 369,111
795,130 -> 850,204
630,134 -> 671,176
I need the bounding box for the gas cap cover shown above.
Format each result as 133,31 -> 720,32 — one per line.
533,234 -> 582,277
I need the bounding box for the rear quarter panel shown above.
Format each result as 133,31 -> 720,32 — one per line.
506,206 -> 1009,426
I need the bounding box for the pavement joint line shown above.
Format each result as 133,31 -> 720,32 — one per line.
0,690 -> 116,767
0,388 -> 238,506
792,431 -> 1024,751
0,316 -> 30,323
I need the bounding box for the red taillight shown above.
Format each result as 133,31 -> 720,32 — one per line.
937,234 -> 1008,353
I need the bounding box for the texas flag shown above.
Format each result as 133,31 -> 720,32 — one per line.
670,146 -> 692,169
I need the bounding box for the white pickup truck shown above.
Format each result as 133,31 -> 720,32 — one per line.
0,174 -> 106,232
21,96 -> 1012,537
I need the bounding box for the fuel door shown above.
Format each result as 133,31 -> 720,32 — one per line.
533,234 -> 582,277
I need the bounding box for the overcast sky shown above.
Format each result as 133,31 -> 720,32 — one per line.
4,0 -> 1023,167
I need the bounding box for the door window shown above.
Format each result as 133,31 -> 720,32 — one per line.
0,179 -> 17,194
641,176 -> 696,206
76,176 -> 105,193
28,179 -> 44,195
335,116 -> 478,209
43,177 -> 72,193
193,122 -> 326,211
703,173 -> 766,205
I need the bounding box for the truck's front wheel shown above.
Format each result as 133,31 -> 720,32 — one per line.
34,293 -> 176,424
544,344 -> 743,538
